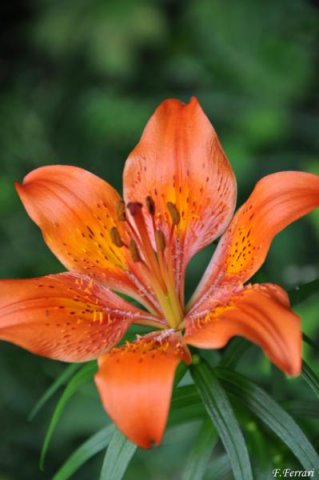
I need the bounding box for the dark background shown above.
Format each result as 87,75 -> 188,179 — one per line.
0,0 -> 318,478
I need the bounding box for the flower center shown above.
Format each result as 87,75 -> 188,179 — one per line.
111,197 -> 184,328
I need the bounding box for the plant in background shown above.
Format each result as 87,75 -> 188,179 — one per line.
0,98 -> 319,478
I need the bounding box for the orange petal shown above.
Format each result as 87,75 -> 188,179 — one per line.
95,331 -> 191,448
190,171 -> 319,310
185,283 -> 301,376
123,98 -> 236,295
0,273 -> 151,362
16,165 -> 156,308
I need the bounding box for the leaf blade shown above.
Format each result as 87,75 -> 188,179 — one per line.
182,421 -> 217,480
302,361 -> 319,399
215,368 -> 319,470
53,425 -> 114,480
191,360 -> 253,480
99,428 -> 137,480
29,363 -> 80,421
40,362 -> 97,469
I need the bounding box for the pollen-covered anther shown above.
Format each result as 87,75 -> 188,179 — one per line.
116,200 -> 127,221
145,196 -> 155,216
129,239 -> 142,262
167,202 -> 180,225
127,202 -> 143,217
110,227 -> 124,247
155,230 -> 166,252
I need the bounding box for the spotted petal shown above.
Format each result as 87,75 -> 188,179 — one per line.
124,98 -> 236,297
16,165 -> 157,309
190,171 -> 319,311
185,283 -> 301,376
95,331 -> 191,448
0,273 -> 153,362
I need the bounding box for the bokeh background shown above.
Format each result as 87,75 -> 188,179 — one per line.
0,0 -> 319,478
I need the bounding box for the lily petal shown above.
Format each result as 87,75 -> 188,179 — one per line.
95,331 -> 191,448
185,283 -> 301,376
0,273 -> 151,362
16,165 -> 156,308
124,98 -> 236,296
190,171 -> 319,310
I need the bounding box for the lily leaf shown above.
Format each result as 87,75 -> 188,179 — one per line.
219,338 -> 251,368
182,420 -> 217,480
53,425 -> 114,480
284,399 -> 319,418
40,362 -> 97,469
169,384 -> 206,426
215,368 -> 319,470
99,428 -> 137,480
191,359 -> 253,480
303,333 -> 319,351
204,454 -> 231,479
288,278 -> 319,305
302,361 -> 319,399
29,363 -> 80,421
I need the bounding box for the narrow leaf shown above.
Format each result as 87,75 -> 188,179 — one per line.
100,429 -> 137,480
303,333 -> 319,350
302,361 -> 319,399
284,400 -> 319,418
288,279 -> 319,305
40,362 -> 97,469
220,338 -> 251,368
215,368 -> 319,470
29,363 -> 80,420
169,384 -> 206,426
182,421 -> 217,480
53,425 -> 114,480
205,454 -> 231,479
191,360 -> 253,480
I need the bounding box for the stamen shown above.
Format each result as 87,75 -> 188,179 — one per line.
167,202 -> 180,225
116,200 -> 126,221
127,202 -> 143,216
129,239 -> 141,262
110,227 -> 124,247
145,196 -> 155,216
155,230 -> 166,252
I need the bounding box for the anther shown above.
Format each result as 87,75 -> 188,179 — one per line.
145,196 -> 155,216
127,202 -> 143,216
167,202 -> 180,225
155,230 -> 166,252
110,227 -> 124,247
116,200 -> 126,221
129,239 -> 142,262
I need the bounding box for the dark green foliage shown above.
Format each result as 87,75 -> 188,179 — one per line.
0,0 -> 319,478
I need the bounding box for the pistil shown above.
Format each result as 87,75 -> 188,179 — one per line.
111,198 -> 184,328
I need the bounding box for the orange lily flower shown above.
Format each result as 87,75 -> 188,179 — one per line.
1,98 -> 319,448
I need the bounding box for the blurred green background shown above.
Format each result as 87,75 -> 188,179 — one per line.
0,0 -> 319,478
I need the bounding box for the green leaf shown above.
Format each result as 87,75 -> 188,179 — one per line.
169,385 -> 206,426
284,400 -> 319,418
40,362 -> 97,469
205,454 -> 231,479
302,361 -> 319,399
288,279 -> 319,305
191,360 -> 253,480
29,363 -> 80,420
99,428 -> 137,480
220,338 -> 251,368
215,368 -> 319,470
53,425 -> 114,480
303,333 -> 319,351
182,420 -> 217,480
174,361 -> 188,387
